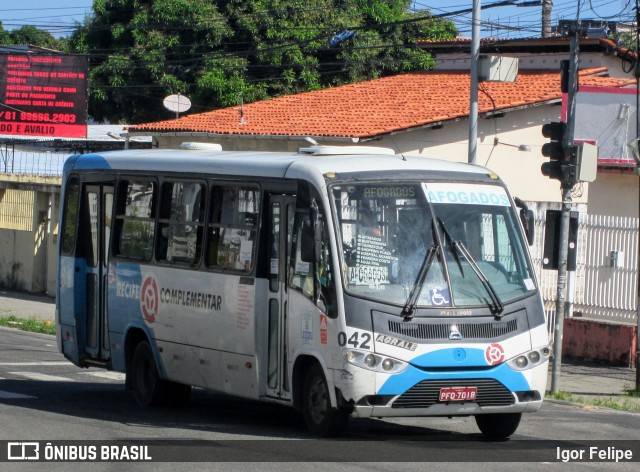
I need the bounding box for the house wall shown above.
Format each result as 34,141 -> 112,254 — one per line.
378,105 -> 586,203
588,171 -> 638,217
436,52 -> 631,79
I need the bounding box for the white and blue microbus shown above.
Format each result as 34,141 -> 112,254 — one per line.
57,144 -> 549,437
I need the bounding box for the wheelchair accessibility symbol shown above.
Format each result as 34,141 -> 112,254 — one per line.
430,288 -> 451,306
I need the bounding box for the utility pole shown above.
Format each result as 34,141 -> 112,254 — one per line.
542,0 -> 553,38
550,28 -> 580,394
635,0 -> 640,391
468,0 -> 480,164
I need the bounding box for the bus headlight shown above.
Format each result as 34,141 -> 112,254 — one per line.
507,345 -> 551,371
364,354 -> 376,368
381,358 -> 395,371
514,356 -> 528,369
343,350 -> 407,373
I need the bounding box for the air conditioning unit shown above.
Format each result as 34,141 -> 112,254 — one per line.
478,55 -> 518,82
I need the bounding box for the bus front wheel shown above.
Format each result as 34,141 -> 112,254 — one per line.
302,364 -> 350,437
475,413 -> 522,439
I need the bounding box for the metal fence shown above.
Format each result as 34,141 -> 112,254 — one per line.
1,149 -> 68,176
530,205 -> 639,341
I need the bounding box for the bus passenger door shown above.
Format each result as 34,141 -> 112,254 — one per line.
265,195 -> 295,400
79,183 -> 114,361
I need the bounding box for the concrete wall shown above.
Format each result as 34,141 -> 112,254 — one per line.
0,175 -> 60,296
0,228 -> 37,291
562,318 -> 638,367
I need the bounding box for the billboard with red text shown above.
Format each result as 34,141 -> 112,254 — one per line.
0,54 -> 88,138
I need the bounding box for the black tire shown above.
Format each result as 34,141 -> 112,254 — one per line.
130,341 -> 192,407
475,413 -> 522,439
302,364 -> 350,437
131,341 -> 167,406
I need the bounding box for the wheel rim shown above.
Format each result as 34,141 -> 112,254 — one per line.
307,376 -> 329,424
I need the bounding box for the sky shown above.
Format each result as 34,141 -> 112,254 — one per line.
0,0 -> 634,39
0,0 -> 94,37
416,0 -> 636,38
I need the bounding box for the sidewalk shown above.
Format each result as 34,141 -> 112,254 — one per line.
0,289 -> 55,322
0,289 -> 637,407
547,360 -> 640,409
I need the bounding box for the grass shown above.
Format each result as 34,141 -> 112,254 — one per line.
546,390 -> 640,411
0,315 -> 56,335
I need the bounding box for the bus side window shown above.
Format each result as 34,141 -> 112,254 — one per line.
114,179 -> 157,260
157,181 -> 204,265
290,212 -> 314,298
290,205 -> 337,318
60,175 -> 80,255
316,215 -> 337,318
206,185 -> 260,272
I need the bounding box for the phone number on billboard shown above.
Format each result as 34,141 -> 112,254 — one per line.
17,112 -> 77,123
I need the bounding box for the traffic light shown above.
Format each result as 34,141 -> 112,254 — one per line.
540,121 -> 571,185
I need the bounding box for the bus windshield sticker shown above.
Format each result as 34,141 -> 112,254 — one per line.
295,261 -> 310,274
423,183 -> 510,207
348,266 -> 389,287
429,287 -> 451,306
239,240 -> 253,263
524,278 -> 535,290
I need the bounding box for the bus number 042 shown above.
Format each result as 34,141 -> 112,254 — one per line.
338,331 -> 371,350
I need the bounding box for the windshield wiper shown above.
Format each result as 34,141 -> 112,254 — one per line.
451,240 -> 505,317
435,217 -> 504,317
401,245 -> 437,320
437,217 -> 464,276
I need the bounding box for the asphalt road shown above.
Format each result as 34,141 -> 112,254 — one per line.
0,327 -> 638,472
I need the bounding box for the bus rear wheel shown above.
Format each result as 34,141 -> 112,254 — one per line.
302,364 -> 350,437
475,413 -> 522,439
131,341 -> 166,406
130,340 -> 191,407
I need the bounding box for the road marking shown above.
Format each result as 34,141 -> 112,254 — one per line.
81,371 -> 126,381
0,390 -> 37,399
0,362 -> 71,366
10,372 -> 74,382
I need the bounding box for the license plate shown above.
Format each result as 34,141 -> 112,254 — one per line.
439,386 -> 477,402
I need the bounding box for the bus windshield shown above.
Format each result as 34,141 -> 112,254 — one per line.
331,181 -> 536,311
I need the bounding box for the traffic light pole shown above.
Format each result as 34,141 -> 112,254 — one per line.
550,187 -> 572,393
550,29 -> 580,394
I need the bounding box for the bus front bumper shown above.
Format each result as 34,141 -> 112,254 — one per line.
352,397 -> 543,418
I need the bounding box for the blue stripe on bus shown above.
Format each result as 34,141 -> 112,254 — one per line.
378,348 -> 529,394
409,347 -> 491,368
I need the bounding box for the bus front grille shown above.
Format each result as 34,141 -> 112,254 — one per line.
388,319 -> 518,340
391,378 -> 515,409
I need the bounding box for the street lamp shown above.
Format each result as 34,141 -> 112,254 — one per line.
494,137 -> 531,152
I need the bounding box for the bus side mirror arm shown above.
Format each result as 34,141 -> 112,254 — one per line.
514,197 -> 535,246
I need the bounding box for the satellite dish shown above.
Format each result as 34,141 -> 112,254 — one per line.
163,94 -> 191,117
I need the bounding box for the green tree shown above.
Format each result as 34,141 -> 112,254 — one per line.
8,25 -> 66,51
69,0 -> 456,123
0,22 -> 10,45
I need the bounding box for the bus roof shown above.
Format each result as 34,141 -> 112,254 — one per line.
65,148 -> 493,181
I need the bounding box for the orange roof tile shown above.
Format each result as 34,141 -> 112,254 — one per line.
128,68 -> 635,139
